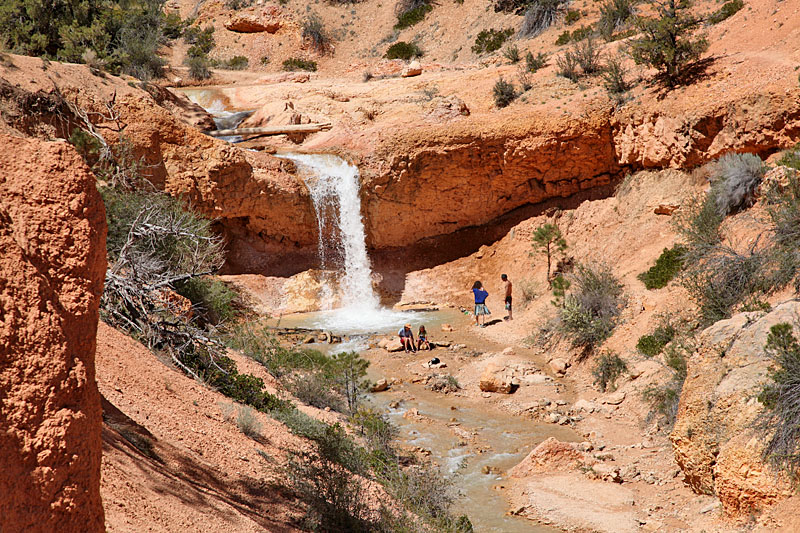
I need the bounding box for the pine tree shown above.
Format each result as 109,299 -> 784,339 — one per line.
530,223 -> 567,287
628,0 -> 708,87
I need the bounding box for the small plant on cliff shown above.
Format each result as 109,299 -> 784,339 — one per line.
550,274 -> 571,307
602,54 -> 631,96
758,322 -> 800,473
519,0 -> 571,37
218,55 -> 249,70
763,171 -> 800,291
503,44 -> 521,64
708,0 -> 744,25
597,0 -> 637,41
472,28 -> 514,54
493,77 -> 517,108
385,41 -> 423,60
708,152 -> 765,217
556,50 -> 580,81
628,0 -> 709,87
777,144 -> 800,171
302,15 -> 331,55
282,57 -> 318,71
236,405 -> 262,439
394,0 -> 434,29
531,223 -> 568,287
636,318 -> 677,357
592,351 -> 627,392
558,262 -> 626,351
572,37 -> 602,75
638,244 -> 686,289
525,50 -> 548,71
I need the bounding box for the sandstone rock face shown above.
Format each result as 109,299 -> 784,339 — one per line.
364,111 -> 619,247
0,135 -> 106,532
671,302 -> 799,516
224,5 -> 285,33
479,362 -> 516,393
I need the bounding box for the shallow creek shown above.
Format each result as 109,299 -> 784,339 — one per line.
277,310 -> 580,532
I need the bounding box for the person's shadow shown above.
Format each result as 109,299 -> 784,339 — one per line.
483,319 -> 503,327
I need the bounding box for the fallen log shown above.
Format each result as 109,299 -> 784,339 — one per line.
207,123 -> 332,137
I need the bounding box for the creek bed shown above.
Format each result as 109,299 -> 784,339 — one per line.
367,375 -> 579,532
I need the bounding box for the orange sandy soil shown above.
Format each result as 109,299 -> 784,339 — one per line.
96,322 -> 312,532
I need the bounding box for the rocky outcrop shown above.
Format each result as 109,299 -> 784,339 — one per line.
224,5 -> 287,33
614,90 -> 800,169
364,109 -> 619,247
0,135 -> 106,532
671,302 -> 798,516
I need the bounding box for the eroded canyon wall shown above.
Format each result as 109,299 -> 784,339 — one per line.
0,135 -> 107,532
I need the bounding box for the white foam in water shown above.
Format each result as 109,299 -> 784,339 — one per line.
279,153 -> 426,332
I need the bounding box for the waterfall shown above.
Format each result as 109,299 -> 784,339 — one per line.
281,153 -> 381,314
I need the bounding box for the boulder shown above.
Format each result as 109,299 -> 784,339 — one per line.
509,437 -> 584,477
0,135 -> 107,532
549,358 -> 569,375
573,399 -> 598,413
225,7 -> 284,33
371,379 -> 389,392
602,391 -> 626,405
479,362 -> 516,394
592,463 -> 623,483
401,60 -> 422,78
378,336 -> 404,352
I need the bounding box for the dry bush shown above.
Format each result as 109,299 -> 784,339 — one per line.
559,262 -> 625,349
520,0 -> 571,37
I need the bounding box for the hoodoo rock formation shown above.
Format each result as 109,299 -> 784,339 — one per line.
0,135 -> 107,532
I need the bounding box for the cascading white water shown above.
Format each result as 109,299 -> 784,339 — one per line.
280,153 -> 422,332
287,153 -> 380,311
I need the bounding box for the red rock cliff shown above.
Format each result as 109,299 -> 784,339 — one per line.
0,135 -> 107,532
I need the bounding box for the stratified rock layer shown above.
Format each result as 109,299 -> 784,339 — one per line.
0,135 -> 107,532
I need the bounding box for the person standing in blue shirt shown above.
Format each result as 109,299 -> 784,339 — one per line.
472,281 -> 490,327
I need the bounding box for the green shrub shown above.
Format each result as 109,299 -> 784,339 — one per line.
559,262 -> 625,350
185,54 -> 211,79
708,0 -> 744,24
672,192 -> 724,259
218,55 -> 249,70
283,57 -> 318,71
638,245 -> 686,289
636,322 -> 676,357
302,15 -> 330,54
758,323 -> 800,473
493,77 -> 517,108
565,9 -> 582,24
777,144 -> 800,171
503,44 -> 521,64
555,31 -> 571,46
597,0 -> 637,41
531,223 -> 568,287
602,54 -> 631,95
570,25 -> 594,42
226,0 -> 254,8
629,0 -> 708,87
520,0 -> 571,37
525,51 -> 548,71
163,12 -> 188,39
394,0 -> 433,30
682,245 -> 767,325
385,41 -> 423,59
285,423 -> 374,532
472,28 -> 514,54
573,37 -> 602,74
174,277 -> 240,325
592,351 -> 627,392
556,50 -> 580,81
764,171 -> 800,290
184,25 -> 216,55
